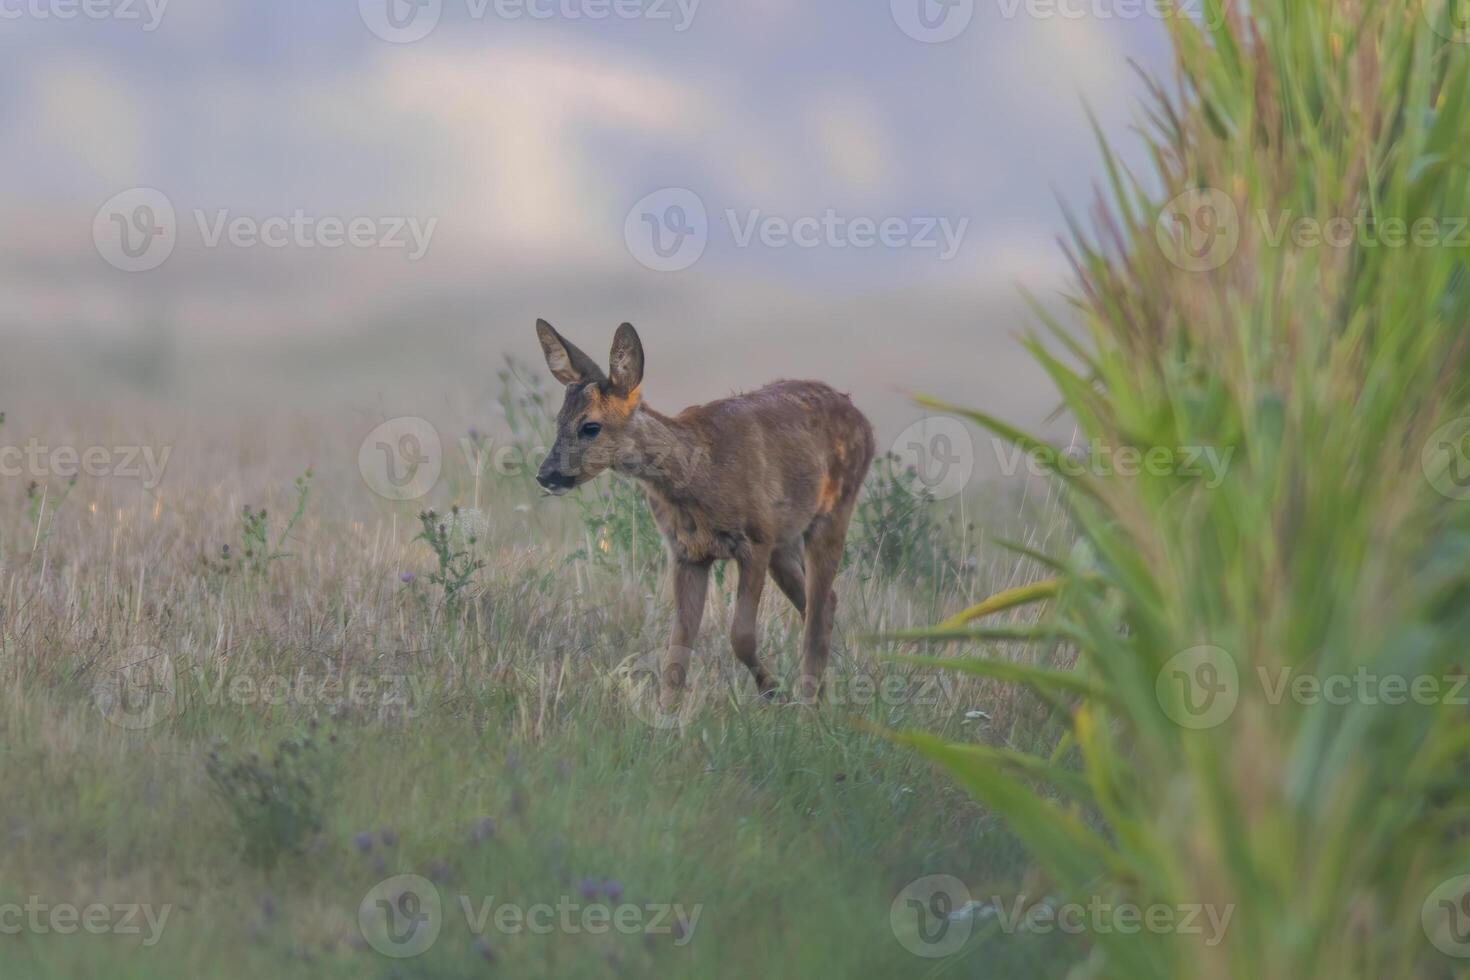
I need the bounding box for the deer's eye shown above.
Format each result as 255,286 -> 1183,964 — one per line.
579,421 -> 602,439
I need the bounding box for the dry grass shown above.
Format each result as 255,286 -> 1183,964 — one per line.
0,402 -> 1069,978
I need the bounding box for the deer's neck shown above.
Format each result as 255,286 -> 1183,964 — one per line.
616,405 -> 707,499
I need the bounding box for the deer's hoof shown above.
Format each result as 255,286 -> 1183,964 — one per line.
790,675 -> 824,706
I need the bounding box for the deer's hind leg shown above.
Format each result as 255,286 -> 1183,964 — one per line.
795,506 -> 853,704
768,539 -> 807,618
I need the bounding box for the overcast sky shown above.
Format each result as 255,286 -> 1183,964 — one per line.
0,0 -> 1177,444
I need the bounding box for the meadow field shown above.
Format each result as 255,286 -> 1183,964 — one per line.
5,2 -> 1470,979
0,378 -> 1079,979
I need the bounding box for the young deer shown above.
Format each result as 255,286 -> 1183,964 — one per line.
533,319 -> 875,706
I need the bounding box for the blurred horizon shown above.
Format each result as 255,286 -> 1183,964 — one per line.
1,0 -> 1180,470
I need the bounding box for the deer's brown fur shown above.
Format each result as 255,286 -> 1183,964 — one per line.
534,319 -> 875,704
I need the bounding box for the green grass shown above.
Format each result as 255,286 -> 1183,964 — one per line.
0,398 -> 1072,978
2,684 -> 1070,979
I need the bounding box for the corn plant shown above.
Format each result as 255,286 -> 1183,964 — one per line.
892,3 -> 1470,978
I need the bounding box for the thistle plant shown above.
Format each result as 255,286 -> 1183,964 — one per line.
219,470 -> 313,576
415,506 -> 486,610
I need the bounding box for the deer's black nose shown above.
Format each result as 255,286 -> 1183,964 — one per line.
536,467 -> 575,491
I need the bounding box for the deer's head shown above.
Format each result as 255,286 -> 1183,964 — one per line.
534,319 -> 645,495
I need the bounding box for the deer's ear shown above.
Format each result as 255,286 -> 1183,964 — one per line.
536,319 -> 603,386
608,322 -> 644,396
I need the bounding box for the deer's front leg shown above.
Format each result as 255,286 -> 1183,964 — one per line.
660,559 -> 711,712
732,547 -> 777,697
